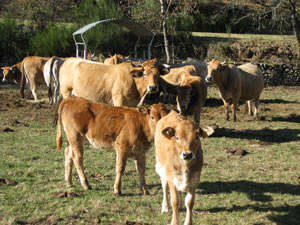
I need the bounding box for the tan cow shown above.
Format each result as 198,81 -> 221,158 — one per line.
155,110 -> 214,225
43,56 -> 68,104
2,62 -> 23,84
2,62 -> 26,98
56,97 -> 168,195
104,54 -> 126,65
205,60 -> 264,121
166,61 -> 208,79
59,58 -> 169,107
176,75 -> 207,124
20,56 -> 50,100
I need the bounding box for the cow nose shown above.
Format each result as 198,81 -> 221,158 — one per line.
148,85 -> 158,92
206,76 -> 213,82
180,104 -> 188,110
2,79 -> 7,83
182,152 -> 194,160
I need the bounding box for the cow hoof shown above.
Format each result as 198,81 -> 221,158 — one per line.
114,191 -> 122,196
143,190 -> 150,195
84,185 -> 92,191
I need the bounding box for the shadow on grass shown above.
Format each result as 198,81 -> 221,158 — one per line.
197,180 -> 300,225
260,99 -> 299,104
212,127 -> 300,143
271,113 -> 300,123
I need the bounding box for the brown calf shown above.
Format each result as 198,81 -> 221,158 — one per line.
155,111 -> 214,225
56,97 -> 168,195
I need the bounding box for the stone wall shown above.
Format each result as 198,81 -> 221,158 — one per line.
258,64 -> 300,86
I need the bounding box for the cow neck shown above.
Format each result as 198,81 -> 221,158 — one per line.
215,69 -> 229,93
139,113 -> 154,144
133,77 -> 147,100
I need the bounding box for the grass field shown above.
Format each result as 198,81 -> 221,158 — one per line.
0,84 -> 299,225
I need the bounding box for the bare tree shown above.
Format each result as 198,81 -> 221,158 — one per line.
160,0 -> 171,63
253,0 -> 300,52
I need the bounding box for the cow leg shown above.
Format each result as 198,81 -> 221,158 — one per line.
31,88 -> 38,101
112,95 -> 124,107
114,144 -> 129,195
135,155 -> 149,195
161,176 -> 170,213
193,109 -> 200,125
64,145 -> 73,187
170,184 -> 181,225
26,80 -> 31,99
231,96 -> 239,122
222,99 -> 230,120
67,132 -> 90,190
184,190 -> 196,225
253,98 -> 260,118
245,100 -> 252,116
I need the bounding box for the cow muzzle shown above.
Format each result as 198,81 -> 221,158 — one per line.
181,152 -> 195,161
147,85 -> 158,93
2,78 -> 7,83
205,76 -> 213,83
180,103 -> 188,111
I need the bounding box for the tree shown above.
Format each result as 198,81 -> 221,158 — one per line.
253,0 -> 300,52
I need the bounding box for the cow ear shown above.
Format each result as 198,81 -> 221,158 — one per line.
198,125 -> 214,138
162,127 -> 175,139
131,70 -> 143,78
160,67 -> 170,75
138,106 -> 149,114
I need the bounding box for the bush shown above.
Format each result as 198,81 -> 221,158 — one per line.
29,23 -> 76,57
0,17 -> 30,63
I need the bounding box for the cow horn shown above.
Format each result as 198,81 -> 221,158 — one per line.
137,90 -> 149,107
162,63 -> 171,68
131,62 -> 143,67
221,61 -> 226,64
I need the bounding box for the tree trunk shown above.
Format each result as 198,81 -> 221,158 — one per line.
160,0 -> 171,63
291,14 -> 300,53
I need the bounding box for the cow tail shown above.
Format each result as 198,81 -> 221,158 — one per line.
19,60 -> 26,98
56,101 -> 64,151
48,57 -> 56,104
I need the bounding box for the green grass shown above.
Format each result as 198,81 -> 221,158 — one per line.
190,32 -> 296,41
0,85 -> 299,225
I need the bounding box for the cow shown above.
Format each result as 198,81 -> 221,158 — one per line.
176,75 -> 207,124
20,56 -> 50,100
43,56 -> 67,104
56,97 -> 169,195
58,58 -> 169,107
104,54 -> 126,65
155,110 -> 214,225
165,61 -> 208,79
2,62 -> 23,84
205,59 -> 264,121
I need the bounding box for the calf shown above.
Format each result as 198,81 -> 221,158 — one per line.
56,97 -> 168,195
176,75 -> 207,124
205,60 -> 264,121
155,111 -> 214,225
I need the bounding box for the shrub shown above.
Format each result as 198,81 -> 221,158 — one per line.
29,23 -> 76,57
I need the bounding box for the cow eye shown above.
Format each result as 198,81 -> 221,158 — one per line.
151,116 -> 155,120
175,136 -> 179,141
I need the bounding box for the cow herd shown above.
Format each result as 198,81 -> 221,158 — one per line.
1,54 -> 264,225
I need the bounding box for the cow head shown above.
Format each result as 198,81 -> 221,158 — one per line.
205,59 -> 227,84
176,86 -> 193,113
2,65 -> 19,84
162,121 -> 214,162
131,59 -> 170,96
139,103 -> 169,139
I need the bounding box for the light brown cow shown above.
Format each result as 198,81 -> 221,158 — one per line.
104,54 -> 126,65
176,75 -> 207,124
56,97 -> 169,195
155,110 -> 214,225
2,61 -> 28,98
205,59 -> 264,121
2,62 -> 23,84
59,58 -> 169,107
20,56 -> 50,100
167,61 -> 208,79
